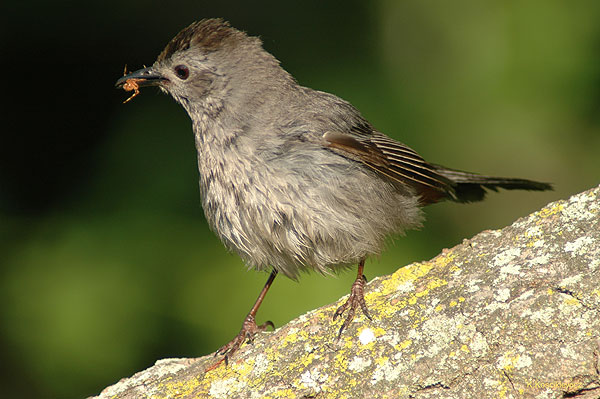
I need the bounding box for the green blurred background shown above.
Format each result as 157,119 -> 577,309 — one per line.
2,1 -> 599,397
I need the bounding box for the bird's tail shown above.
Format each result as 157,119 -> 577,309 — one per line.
433,165 -> 553,203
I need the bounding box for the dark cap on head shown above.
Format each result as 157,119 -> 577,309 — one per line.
157,18 -> 251,62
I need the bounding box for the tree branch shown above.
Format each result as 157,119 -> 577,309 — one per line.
92,185 -> 600,399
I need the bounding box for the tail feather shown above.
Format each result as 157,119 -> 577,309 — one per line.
433,165 -> 553,203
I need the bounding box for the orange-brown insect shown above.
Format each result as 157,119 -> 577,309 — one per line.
121,64 -> 144,104
122,79 -> 142,104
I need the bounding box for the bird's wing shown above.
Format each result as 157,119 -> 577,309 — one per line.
322,126 -> 457,203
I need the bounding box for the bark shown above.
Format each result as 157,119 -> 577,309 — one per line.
92,185 -> 600,399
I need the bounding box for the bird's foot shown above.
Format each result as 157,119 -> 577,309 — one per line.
206,314 -> 274,371
333,274 -> 372,338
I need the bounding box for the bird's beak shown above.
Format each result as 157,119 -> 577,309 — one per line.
115,66 -> 166,89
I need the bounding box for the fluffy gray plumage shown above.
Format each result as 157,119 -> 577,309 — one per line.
117,18 -> 551,280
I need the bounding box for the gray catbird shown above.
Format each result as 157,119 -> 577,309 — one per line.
116,18 -> 551,365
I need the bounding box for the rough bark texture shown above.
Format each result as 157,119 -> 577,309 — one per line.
92,185 -> 600,399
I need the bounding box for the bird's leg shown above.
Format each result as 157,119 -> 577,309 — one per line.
333,259 -> 372,338
207,269 -> 278,371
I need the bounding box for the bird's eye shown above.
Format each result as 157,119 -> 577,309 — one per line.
174,65 -> 189,80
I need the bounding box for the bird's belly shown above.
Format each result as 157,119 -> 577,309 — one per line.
198,151 -> 423,279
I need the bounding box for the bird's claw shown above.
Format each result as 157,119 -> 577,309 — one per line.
206,315 -> 274,371
333,274 -> 371,339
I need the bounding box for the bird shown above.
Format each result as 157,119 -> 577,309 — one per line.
115,18 -> 552,367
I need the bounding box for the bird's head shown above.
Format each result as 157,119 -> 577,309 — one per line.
116,18 -> 289,116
